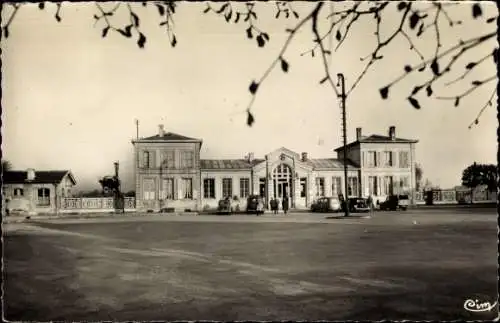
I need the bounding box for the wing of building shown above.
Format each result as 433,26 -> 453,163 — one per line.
131,125 -> 418,212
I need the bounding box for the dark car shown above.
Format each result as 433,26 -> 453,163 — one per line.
344,197 -> 371,213
246,195 -> 264,215
217,198 -> 233,215
380,195 -> 409,211
311,197 -> 341,212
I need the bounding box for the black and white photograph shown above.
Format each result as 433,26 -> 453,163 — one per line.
1,1 -> 498,321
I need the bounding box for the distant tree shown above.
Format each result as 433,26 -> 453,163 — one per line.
99,175 -> 121,195
1,160 -> 13,172
415,163 -> 423,191
461,162 -> 497,192
1,2 -> 497,128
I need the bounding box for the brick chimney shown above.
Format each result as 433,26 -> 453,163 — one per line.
247,152 -> 255,162
26,168 -> 35,181
158,124 -> 165,137
389,126 -> 396,140
356,127 -> 362,141
301,152 -> 308,162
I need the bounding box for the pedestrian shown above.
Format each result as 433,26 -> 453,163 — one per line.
282,195 -> 289,214
271,198 -> 278,214
367,194 -> 374,217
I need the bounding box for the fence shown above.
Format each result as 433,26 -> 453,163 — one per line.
60,197 -> 136,213
414,187 -> 496,205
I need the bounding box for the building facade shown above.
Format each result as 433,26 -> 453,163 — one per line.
3,169 -> 77,215
132,125 -> 418,212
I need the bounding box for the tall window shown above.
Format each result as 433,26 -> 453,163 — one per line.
368,176 -> 378,195
315,177 -> 325,197
383,176 -> 393,195
300,177 -> 307,197
181,178 -> 193,199
366,151 -> 377,167
160,178 -> 174,199
348,177 -> 358,197
37,188 -> 50,206
162,151 -> 175,168
332,176 -> 342,197
400,176 -> 410,190
143,151 -> 150,169
203,178 -> 215,199
143,179 -> 156,200
259,178 -> 266,198
14,188 -> 24,197
222,178 -> 232,198
384,151 -> 393,167
181,151 -> 194,168
239,178 -> 250,198
399,151 -> 409,168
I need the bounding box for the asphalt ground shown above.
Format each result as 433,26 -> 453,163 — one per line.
3,206 -> 498,321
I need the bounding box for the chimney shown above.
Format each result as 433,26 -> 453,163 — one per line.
389,126 -> 396,140
301,152 -> 308,162
247,152 -> 255,162
158,124 -> 165,137
26,168 -> 35,181
356,127 -> 362,141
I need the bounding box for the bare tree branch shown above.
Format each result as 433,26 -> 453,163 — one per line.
468,89 -> 496,129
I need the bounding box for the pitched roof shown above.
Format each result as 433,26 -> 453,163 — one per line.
136,132 -> 202,142
305,158 -> 359,170
201,159 -> 264,170
3,170 -> 76,185
334,134 -> 418,151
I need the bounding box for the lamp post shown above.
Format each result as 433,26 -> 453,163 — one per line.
337,73 -> 349,217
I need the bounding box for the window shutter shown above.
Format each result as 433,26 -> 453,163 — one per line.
150,151 -> 156,168
376,152 -> 381,167
362,152 -> 366,167
138,150 -> 144,168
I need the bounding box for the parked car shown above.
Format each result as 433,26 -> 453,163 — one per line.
246,195 -> 265,215
311,197 -> 341,212
217,198 -> 233,215
380,195 -> 409,211
345,197 -> 371,213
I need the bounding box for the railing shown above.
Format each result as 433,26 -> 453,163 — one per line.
61,197 -> 136,211
415,187 -> 496,204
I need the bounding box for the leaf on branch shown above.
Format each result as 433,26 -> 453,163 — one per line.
235,12 -> 240,23
225,10 -> 232,22
55,12 -> 62,22
486,17 -> 496,23
171,35 -> 177,47
203,6 -> 210,13
216,3 -> 228,14
280,57 -> 289,73
454,97 -> 460,107
335,30 -> 341,41
409,13 -> 420,30
474,119 -> 479,125
157,4 -> 165,16
275,11 -> 280,19
379,86 -> 389,99
131,12 -> 140,27
102,26 -> 110,38
249,81 -> 259,94
246,27 -> 253,39
3,27 -> 9,38
247,111 -> 255,126
416,23 -> 424,37
426,85 -> 433,97
397,2 -> 407,11
293,11 -> 299,18
404,65 -> 412,73
465,62 -> 477,69
311,50 -> 315,57
39,2 -> 45,10
430,60 -> 440,76
411,85 -> 422,95
471,80 -> 483,86
262,33 -> 270,41
256,35 -> 265,47
93,14 -> 99,20
472,3 -> 482,19
408,97 -> 421,109
137,32 -> 146,48
319,77 -> 328,84
168,2 -> 175,14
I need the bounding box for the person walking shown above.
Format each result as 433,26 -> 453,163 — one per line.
367,194 -> 374,217
271,198 -> 278,214
282,195 -> 289,214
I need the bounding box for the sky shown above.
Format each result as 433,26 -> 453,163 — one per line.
1,2 -> 498,191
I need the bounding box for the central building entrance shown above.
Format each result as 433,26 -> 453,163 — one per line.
272,163 -> 293,199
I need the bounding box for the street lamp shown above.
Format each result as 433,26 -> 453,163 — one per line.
337,73 -> 350,217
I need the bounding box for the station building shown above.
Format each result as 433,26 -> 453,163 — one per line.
132,125 -> 418,212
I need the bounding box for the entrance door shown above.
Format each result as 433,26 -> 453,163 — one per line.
272,163 -> 293,205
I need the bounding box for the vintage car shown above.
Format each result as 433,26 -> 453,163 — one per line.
246,195 -> 265,215
345,197 -> 371,213
217,198 -> 233,215
311,197 -> 341,212
379,195 -> 409,211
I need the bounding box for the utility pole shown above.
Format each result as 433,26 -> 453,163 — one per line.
135,119 -> 139,140
337,73 -> 349,217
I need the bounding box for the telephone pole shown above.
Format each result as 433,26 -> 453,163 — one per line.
337,73 -> 349,217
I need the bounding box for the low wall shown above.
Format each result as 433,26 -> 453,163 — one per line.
59,197 -> 136,214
